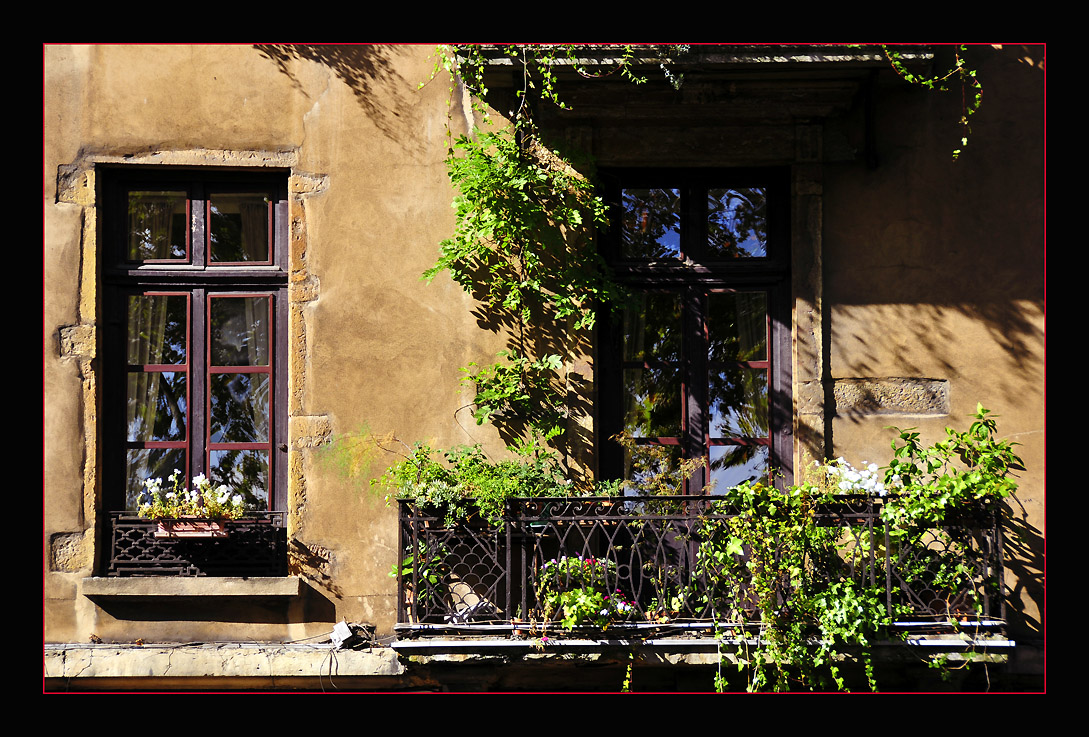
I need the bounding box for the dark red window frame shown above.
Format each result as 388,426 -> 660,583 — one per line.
103,169 -> 289,513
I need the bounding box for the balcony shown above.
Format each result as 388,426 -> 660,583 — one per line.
106,511 -> 288,577
395,495 -> 1005,641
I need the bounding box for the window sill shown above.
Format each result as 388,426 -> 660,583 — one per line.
82,576 -> 302,601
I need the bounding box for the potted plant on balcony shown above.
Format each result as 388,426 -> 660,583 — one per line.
535,555 -> 635,628
138,470 -> 248,538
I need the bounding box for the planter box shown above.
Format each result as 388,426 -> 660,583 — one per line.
154,518 -> 229,539
107,512 -> 288,577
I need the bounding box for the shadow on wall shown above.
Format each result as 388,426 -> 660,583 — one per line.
830,301 -> 1042,422
1002,500 -> 1045,640
253,44 -> 422,150
827,300 -> 1044,640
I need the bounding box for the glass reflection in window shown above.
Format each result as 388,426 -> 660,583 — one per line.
210,373 -> 269,443
709,445 -> 769,492
209,193 -> 271,262
127,191 -> 187,261
210,450 -> 269,509
127,294 -> 187,365
621,188 -> 681,259
210,296 -> 270,367
707,188 -> 766,258
708,292 -> 767,362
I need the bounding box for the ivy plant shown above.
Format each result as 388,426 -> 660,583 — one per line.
881,44 -> 983,160
422,45 -> 691,444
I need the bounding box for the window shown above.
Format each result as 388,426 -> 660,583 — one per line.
103,170 -> 289,513
599,169 -> 792,492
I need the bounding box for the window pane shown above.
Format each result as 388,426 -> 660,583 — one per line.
125,448 -> 185,510
210,450 -> 268,509
209,193 -> 271,262
709,445 -> 769,492
210,373 -> 269,443
623,367 -> 681,438
210,296 -> 270,366
623,293 -> 681,361
621,188 -> 681,259
127,294 -> 187,365
708,292 -> 767,361
707,188 -> 766,258
709,367 -> 768,438
624,443 -> 683,491
127,191 -> 187,261
126,371 -> 187,441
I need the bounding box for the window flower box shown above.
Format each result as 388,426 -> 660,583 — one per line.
107,512 -> 287,577
154,517 -> 230,539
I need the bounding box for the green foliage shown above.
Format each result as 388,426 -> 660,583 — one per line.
881,44 -> 983,160
883,403 -> 1022,529
425,128 -> 619,332
611,432 -> 710,496
380,405 -> 1017,691
697,406 -> 1020,691
693,480 -> 892,692
536,556 -> 635,628
880,404 -> 1023,615
375,439 -> 573,525
460,350 -> 565,439
436,45 -> 685,121
392,540 -> 450,610
137,470 -> 249,521
422,45 -> 692,445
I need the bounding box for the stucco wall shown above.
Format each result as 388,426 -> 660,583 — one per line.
44,44 -> 512,642
44,44 -> 1044,652
822,47 -> 1044,638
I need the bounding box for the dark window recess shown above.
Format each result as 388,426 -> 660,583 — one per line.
103,170 -> 289,518
599,170 -> 792,492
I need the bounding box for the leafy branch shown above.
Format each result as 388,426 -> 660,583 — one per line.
882,44 -> 983,160
424,45 -> 680,442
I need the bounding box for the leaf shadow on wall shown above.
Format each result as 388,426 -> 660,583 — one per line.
253,44 -> 421,153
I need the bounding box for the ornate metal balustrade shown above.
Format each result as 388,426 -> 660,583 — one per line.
107,512 -> 287,577
396,496 -> 1004,632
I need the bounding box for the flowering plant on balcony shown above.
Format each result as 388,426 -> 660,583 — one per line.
536,555 -> 636,628
821,458 -> 893,496
137,470 -> 248,521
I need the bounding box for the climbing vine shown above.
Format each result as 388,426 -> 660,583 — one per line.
881,44 -> 983,160
424,45 -> 687,443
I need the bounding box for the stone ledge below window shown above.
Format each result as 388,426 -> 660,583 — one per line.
44,643 -> 404,690
81,576 -> 302,600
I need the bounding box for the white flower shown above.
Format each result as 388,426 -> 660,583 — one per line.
232,495 -> 243,506
192,473 -> 207,486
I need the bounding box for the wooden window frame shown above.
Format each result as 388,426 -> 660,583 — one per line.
598,168 -> 793,492
102,168 -> 289,513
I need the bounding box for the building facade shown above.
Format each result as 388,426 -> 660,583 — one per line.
44,44 -> 1044,691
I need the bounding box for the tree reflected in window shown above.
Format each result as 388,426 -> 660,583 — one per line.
621,188 -> 681,259
707,188 -> 766,258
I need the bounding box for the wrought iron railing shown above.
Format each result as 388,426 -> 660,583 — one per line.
106,512 -> 287,577
396,496 -> 1004,631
